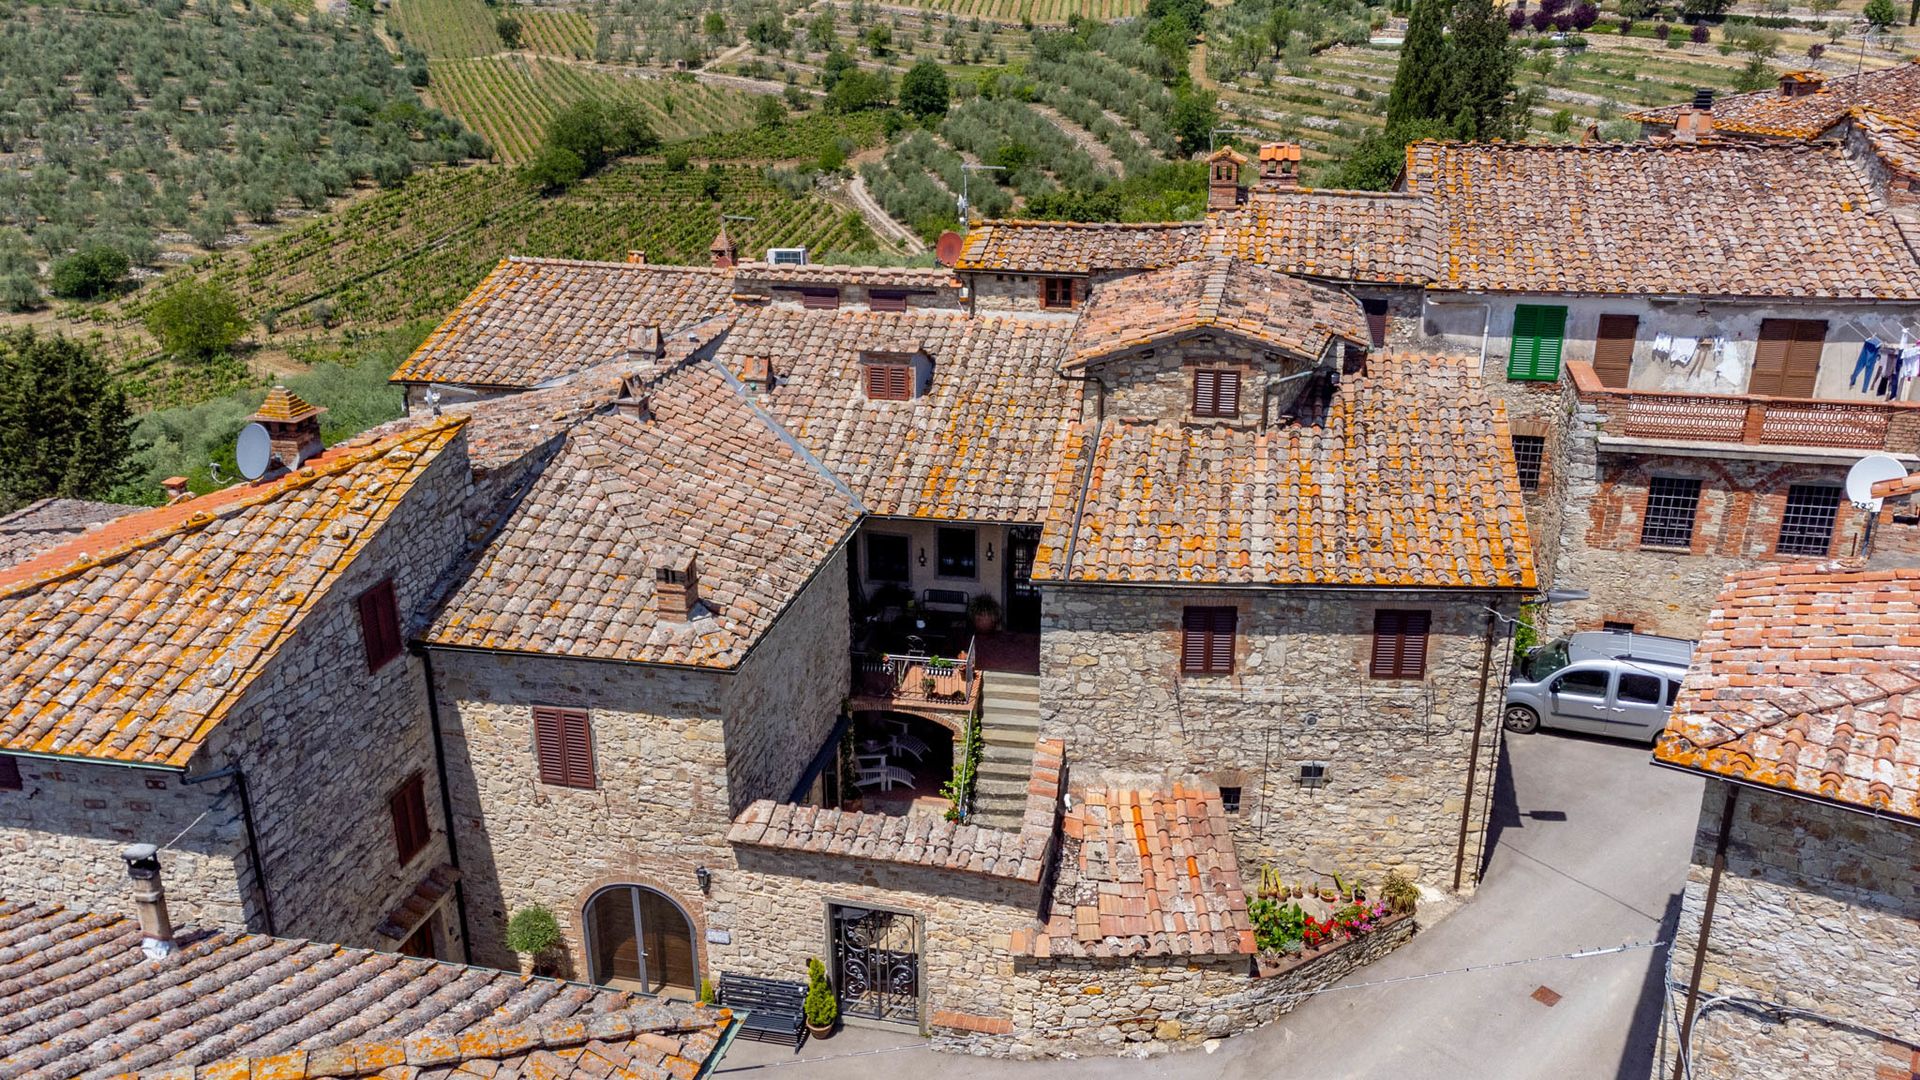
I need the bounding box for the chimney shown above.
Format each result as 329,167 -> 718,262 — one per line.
247,386 -> 326,473
161,476 -> 192,504
709,226 -> 737,269
1692,87 -> 1715,111
626,249 -> 647,265
1674,106 -> 1713,144
1257,143 -> 1303,191
1206,146 -> 1248,211
613,376 -> 653,421
653,553 -> 699,621
121,844 -> 176,959
1779,71 -> 1824,98
740,355 -> 775,397
625,323 -> 664,361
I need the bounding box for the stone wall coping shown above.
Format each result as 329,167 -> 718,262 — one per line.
725,738 -> 1065,882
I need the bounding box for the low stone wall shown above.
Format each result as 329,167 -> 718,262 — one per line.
934,913 -> 1416,1057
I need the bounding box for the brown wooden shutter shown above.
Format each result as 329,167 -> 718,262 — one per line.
1781,320 -> 1826,398
800,288 -> 840,310
864,363 -> 912,401
1181,606 -> 1235,674
1206,608 -> 1236,672
357,580 -> 401,672
390,773 -> 428,863
1592,314 -> 1639,388
1193,371 -> 1217,416
1216,371 -> 1240,416
1181,609 -> 1210,672
870,289 -> 908,312
533,707 -> 569,786
1371,610 -> 1431,679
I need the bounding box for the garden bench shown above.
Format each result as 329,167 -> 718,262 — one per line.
717,972 -> 808,1047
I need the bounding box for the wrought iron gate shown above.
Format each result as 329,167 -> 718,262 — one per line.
829,905 -> 920,1023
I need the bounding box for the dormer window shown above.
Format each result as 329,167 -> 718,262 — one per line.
862,352 -> 921,401
1192,369 -> 1241,418
1040,277 -> 1077,310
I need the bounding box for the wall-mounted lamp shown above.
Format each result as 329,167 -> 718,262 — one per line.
917,548 -> 927,567
985,542 -> 995,561
695,866 -> 712,895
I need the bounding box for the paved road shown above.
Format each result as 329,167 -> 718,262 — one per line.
717,731 -> 1703,1080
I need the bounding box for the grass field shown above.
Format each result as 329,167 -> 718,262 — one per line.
429,56 -> 761,162
389,0 -> 502,57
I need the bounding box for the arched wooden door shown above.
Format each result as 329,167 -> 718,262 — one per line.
584,885 -> 698,997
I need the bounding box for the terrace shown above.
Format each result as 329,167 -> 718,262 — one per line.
1568,361 -> 1920,456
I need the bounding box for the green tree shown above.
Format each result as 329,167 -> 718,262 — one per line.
49,246 -> 130,300
703,10 -> 728,40
821,49 -> 856,91
1169,87 -> 1218,157
1446,0 -> 1523,140
1146,0 -> 1209,35
900,60 -> 950,118
1732,54 -> 1772,92
143,281 -> 249,361
525,144 -> 586,193
1386,0 -> 1450,130
754,94 -> 787,127
496,14 -> 521,48
1320,118 -> 1450,190
1865,0 -> 1900,27
826,68 -> 892,112
0,329 -> 133,512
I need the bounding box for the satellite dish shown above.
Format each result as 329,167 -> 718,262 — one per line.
1845,453 -> 1908,511
934,230 -> 964,267
235,423 -> 273,481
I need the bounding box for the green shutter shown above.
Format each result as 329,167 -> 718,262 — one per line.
1508,304 -> 1567,381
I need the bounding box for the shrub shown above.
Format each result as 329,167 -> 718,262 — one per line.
49,246 -> 130,300
0,274 -> 41,313
803,957 -> 837,1028
497,15 -> 522,48
506,905 -> 562,957
1689,22 -> 1710,43
1383,872 -> 1420,915
1864,0 -> 1900,28
526,145 -> 587,193
143,281 -> 249,361
754,94 -> 787,128
0,329 -> 133,513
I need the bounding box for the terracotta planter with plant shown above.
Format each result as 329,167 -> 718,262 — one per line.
968,594 -> 1002,633
803,957 -> 838,1039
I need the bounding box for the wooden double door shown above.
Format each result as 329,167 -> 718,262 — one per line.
586,885 -> 698,997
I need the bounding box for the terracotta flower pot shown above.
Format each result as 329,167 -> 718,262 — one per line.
807,1020 -> 836,1040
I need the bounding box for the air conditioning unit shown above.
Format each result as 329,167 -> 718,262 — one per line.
766,247 -> 808,266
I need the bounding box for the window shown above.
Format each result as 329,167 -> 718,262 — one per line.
533,706 -> 596,789
399,920 -> 435,959
1360,297 -> 1390,347
1512,434 -> 1545,493
357,579 -> 402,673
1750,319 -> 1827,398
0,755 -> 19,791
1552,669 -> 1610,697
1592,314 -> 1639,388
1219,786 -> 1242,813
1602,620 -> 1637,633
1297,762 -> 1330,788
866,533 -> 910,583
936,527 -> 977,578
1181,606 -> 1237,674
1640,477 -> 1703,548
1370,610 -> 1431,679
863,362 -> 913,401
1040,277 -> 1077,309
1508,304 -> 1569,381
1192,369 -> 1241,418
799,287 -> 840,310
1618,673 -> 1664,705
389,773 -> 429,865
1778,484 -> 1843,557
869,289 -> 909,313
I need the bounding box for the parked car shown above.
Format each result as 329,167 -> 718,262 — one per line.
1503,631 -> 1696,744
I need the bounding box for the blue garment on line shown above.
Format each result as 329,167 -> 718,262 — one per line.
1852,338 -> 1883,389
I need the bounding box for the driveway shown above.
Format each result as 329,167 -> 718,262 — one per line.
715,731 -> 1704,1079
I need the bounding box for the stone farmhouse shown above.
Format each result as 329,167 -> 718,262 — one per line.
1649,561 -> 1920,1080
1629,60 -> 1920,144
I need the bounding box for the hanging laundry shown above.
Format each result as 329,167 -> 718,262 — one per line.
1666,336 -> 1697,367
1899,344 -> 1920,400
1650,332 -> 1675,366
1851,337 -> 1883,389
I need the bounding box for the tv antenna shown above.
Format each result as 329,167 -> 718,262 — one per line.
235,423 -> 273,481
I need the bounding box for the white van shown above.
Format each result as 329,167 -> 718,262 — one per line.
1502,631 -> 1696,744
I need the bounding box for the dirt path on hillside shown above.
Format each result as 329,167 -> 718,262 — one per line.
844,174 -> 926,253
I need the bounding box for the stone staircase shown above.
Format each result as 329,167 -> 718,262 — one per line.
970,672 -> 1041,831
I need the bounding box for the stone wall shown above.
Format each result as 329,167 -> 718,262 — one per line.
1038,585 -> 1514,893
1656,781 -> 1920,1080
1079,331 -> 1333,426
967,271 -> 1138,315
953,914 -> 1417,1057
432,549 -> 849,974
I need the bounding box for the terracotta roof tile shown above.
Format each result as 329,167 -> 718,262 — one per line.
0,899 -> 729,1080
0,420 -> 465,767
391,259 -> 733,389
1036,354 -> 1535,589
953,221 -> 1206,275
1064,257 -> 1368,368
1024,786 -> 1250,959
1206,189 -> 1437,283
712,306 -> 1080,522
1402,140 -> 1920,299
0,498 -> 140,569
423,361 -> 862,667
1628,61 -> 1920,139
1853,106 -> 1920,177
1655,561 -> 1920,821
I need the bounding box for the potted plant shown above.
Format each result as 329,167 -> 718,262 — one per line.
1382,871 -> 1419,916
506,904 -> 563,977
968,593 -> 1002,633
803,957 -> 838,1038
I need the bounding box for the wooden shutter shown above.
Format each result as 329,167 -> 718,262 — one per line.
870,289 -> 908,312
534,707 -> 595,789
1181,606 -> 1235,674
390,773 -> 428,863
1361,298 -> 1390,347
1592,314 -> 1639,388
864,363 -> 912,401
1192,371 -> 1240,418
357,580 -> 401,672
1781,320 -> 1825,398
800,288 -> 840,310
1371,610 -> 1431,679
1215,371 -> 1240,416
1508,305 -> 1567,381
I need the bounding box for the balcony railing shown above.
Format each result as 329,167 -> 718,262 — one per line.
1568,362 -> 1920,453
852,636 -> 977,710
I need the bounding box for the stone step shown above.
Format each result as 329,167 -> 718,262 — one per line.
977,761 -> 1032,783
974,777 -> 1030,799
982,700 -> 1040,718
982,730 -> 1038,749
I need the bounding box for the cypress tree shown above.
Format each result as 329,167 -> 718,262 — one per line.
1445,0 -> 1522,140
0,329 -> 133,512
1386,0 -> 1450,130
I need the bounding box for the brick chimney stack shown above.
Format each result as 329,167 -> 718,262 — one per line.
1257,143 -> 1303,191
653,552 -> 700,621
709,226 -> 737,269
613,375 -> 653,421
161,476 -> 192,504
626,249 -> 647,264
247,386 -> 326,473
1206,146 -> 1248,211
121,844 -> 176,960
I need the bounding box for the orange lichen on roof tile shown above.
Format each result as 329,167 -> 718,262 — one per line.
1023,785 -> 1252,959
1206,189 -> 1437,284
250,385 -> 323,423
1627,61 -> 1920,139
953,220 -> 1206,274
0,418 -> 465,766
1063,257 -> 1369,368
1036,354 -> 1535,590
1655,562 -> 1920,821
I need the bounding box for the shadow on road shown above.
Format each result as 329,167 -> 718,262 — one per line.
1614,889 -> 1683,1080
1479,732 -> 1523,880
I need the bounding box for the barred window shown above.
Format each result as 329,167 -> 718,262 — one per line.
1777,484 -> 1843,557
1512,434 -> 1545,493
1640,477 -> 1702,548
